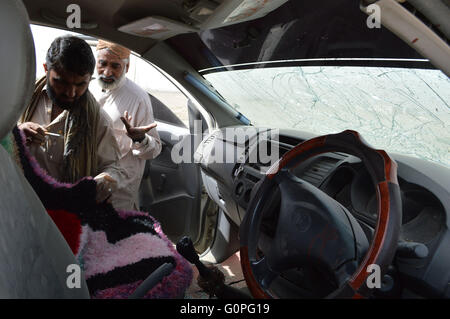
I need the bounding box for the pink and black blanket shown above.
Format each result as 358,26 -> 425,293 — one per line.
6,126 -> 193,298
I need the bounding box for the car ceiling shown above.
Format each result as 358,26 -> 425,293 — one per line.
22,0 -> 291,55
23,0 -> 449,69
168,0 -> 436,72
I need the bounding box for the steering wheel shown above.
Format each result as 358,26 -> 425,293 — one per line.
240,130 -> 402,298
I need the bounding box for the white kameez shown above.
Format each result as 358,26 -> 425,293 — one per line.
91,77 -> 162,211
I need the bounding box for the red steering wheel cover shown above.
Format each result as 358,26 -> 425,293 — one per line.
240,130 -> 401,298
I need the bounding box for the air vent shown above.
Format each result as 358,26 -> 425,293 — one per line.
300,157 -> 340,187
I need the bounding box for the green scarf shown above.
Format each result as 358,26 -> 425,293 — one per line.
19,76 -> 100,183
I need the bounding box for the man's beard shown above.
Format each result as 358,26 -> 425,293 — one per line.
46,77 -> 87,111
96,69 -> 126,91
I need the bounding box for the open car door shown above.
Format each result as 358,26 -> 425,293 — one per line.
139,95 -> 205,245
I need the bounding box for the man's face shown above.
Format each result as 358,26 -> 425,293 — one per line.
45,66 -> 91,110
96,49 -> 129,89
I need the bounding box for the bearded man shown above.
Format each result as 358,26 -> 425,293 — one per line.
18,36 -> 124,203
90,40 -> 161,211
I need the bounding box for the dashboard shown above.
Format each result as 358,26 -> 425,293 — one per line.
195,126 -> 450,298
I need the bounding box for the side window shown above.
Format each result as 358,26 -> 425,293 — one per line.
128,55 -> 189,128
31,24 -> 189,128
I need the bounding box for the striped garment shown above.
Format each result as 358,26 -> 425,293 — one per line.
3,126 -> 193,298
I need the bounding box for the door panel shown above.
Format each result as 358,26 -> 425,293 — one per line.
139,96 -> 203,244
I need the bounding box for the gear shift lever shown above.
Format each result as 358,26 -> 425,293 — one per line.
176,236 -> 250,299
176,236 -> 212,278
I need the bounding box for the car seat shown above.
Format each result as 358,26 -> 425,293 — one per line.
0,0 -> 90,298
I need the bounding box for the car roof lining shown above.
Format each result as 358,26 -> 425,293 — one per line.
22,0 -> 291,56
22,0 -> 449,73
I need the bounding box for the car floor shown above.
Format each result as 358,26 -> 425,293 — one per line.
184,251 -> 250,299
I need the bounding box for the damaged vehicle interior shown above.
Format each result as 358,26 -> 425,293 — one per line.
0,0 -> 449,299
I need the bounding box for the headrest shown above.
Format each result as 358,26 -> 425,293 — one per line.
0,0 -> 35,140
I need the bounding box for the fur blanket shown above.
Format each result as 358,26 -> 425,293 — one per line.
4,126 -> 193,298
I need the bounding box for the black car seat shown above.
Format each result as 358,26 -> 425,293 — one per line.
0,0 -> 90,298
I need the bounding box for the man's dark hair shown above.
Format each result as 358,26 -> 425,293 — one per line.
46,36 -> 95,76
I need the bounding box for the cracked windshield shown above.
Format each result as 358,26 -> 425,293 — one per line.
204,66 -> 450,167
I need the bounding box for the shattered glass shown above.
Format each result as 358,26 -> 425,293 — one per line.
204,66 -> 450,167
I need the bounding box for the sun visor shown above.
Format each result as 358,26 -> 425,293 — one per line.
197,0 -> 289,29
118,0 -> 289,40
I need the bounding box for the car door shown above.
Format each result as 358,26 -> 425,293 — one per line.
139,94 -> 205,245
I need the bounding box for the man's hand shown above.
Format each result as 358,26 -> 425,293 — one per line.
94,173 -> 118,203
120,111 -> 157,143
18,122 -> 48,145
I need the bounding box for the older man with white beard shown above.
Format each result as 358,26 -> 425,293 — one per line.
90,40 -> 162,211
